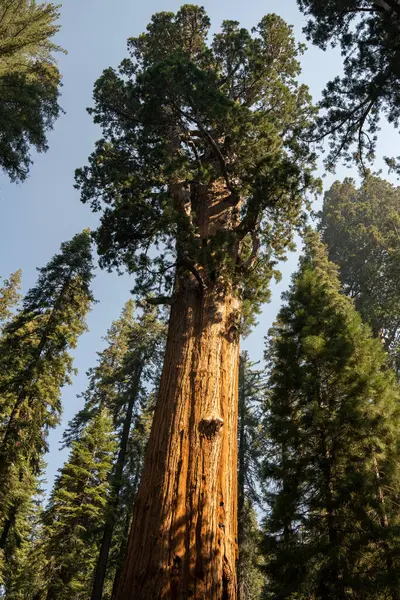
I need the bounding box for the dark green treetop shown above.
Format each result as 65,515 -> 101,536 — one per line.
76,5 -> 319,322
262,231 -> 400,599
0,0 -> 64,181
0,230 -> 94,564
297,0 -> 400,173
319,175 -> 400,371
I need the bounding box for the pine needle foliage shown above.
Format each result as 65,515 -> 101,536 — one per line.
62,300 -> 164,600
297,0 -> 400,173
262,231 -> 400,600
76,5 -> 319,322
0,230 -> 94,578
0,0 -> 64,181
237,352 -> 266,600
319,175 -> 400,373
41,410 -> 116,600
0,270 -> 21,327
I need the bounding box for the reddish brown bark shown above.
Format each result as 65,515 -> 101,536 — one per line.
115,275 -> 240,599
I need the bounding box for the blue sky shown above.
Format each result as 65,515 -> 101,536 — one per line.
0,0 -> 398,494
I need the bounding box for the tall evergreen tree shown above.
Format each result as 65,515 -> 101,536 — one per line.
87,303 -> 165,600
62,300 -> 164,600
0,0 -> 63,181
319,175 -> 400,372
107,395 -> 154,600
237,352 -> 265,600
262,232 -> 400,599
41,410 -> 116,600
297,0 -> 400,173
76,6 -> 319,597
0,230 -> 94,574
0,271 -> 21,326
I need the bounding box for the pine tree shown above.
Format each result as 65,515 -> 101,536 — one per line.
0,0 -> 63,181
107,395 -> 154,600
262,232 -> 400,599
76,6 -> 319,597
88,304 -> 165,600
41,410 -> 116,600
238,352 -> 265,600
0,270 -> 21,326
319,175 -> 400,372
297,0 -> 400,173
62,300 -> 164,600
0,230 -> 94,576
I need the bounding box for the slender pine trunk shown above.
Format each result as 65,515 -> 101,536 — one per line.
237,358 -> 246,600
115,275 -> 241,600
90,365 -> 142,600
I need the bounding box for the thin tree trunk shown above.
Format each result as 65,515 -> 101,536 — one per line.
373,455 -> 400,600
90,365 -> 142,600
115,275 -> 241,600
237,358 -> 246,600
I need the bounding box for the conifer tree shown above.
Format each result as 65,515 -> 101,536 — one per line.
62,300 -> 164,600
88,304 -> 165,600
0,271 -> 21,326
297,0 -> 400,173
238,352 -> 265,600
107,396 -> 154,599
319,175 -> 400,372
0,0 -> 63,181
262,232 -> 400,599
41,410 -> 116,600
76,7 -> 319,597
0,230 -> 94,573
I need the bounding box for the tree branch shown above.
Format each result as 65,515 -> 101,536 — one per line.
146,296 -> 173,306
178,258 -> 207,291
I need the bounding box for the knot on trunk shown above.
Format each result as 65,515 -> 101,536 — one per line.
199,415 -> 224,439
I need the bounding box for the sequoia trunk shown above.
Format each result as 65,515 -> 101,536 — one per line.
115,274 -> 240,599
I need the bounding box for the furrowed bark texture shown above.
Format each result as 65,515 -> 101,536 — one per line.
115,277 -> 240,599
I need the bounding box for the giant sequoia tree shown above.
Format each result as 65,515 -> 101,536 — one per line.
0,230 -> 94,576
319,175 -> 400,371
262,233 -> 400,599
76,6 -> 318,598
297,0 -> 400,172
0,0 -> 63,181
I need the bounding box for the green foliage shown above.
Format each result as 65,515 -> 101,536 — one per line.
41,410 -> 116,600
319,175 -> 400,372
0,270 -> 21,327
262,231 -> 400,599
76,5 -> 319,316
238,352 -> 266,600
297,0 -> 400,173
0,0 -> 64,181
238,499 -> 265,600
0,231 -> 94,582
62,300 -> 164,599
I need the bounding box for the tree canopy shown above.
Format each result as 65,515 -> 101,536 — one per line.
0,0 -> 63,181
297,0 -> 400,173
76,5 -> 319,324
262,231 -> 400,599
319,175 -> 400,372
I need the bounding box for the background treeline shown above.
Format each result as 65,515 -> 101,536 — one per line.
1,0 -> 400,599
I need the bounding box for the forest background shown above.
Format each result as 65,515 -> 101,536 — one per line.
0,0 -> 398,495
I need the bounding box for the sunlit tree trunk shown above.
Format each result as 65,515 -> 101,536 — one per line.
114,174 -> 242,600
116,268 -> 240,599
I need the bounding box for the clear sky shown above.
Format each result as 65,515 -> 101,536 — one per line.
0,0 -> 398,494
